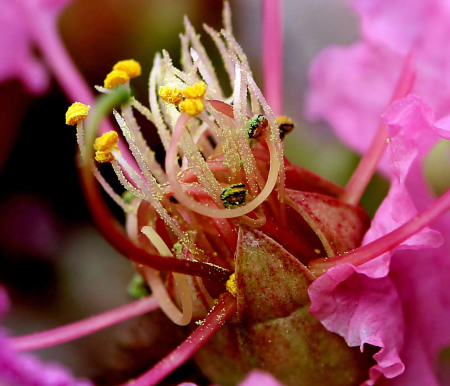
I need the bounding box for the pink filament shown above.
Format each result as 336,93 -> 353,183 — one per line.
10,296 -> 159,351
309,188 -> 450,275
262,0 -> 283,115
342,53 -> 416,206
126,293 -> 237,386
28,8 -> 140,175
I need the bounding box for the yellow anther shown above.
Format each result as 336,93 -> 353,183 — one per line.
113,59 -> 142,78
159,85 -> 183,105
183,81 -> 207,99
179,98 -> 204,116
226,273 -> 237,297
104,70 -> 130,89
65,102 -> 90,126
93,131 -> 120,163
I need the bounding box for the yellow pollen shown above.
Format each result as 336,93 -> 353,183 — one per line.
93,131 -> 120,163
65,102 -> 90,125
225,273 -> 237,297
159,85 -> 183,105
113,59 -> 142,78
104,70 -> 130,89
183,81 -> 207,99
179,98 -> 204,116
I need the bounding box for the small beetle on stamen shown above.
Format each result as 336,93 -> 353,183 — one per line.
276,115 -> 295,139
247,114 -> 268,139
220,183 -> 248,209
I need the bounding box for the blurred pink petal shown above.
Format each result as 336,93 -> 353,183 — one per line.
239,370 -> 284,386
0,286 -> 93,386
0,0 -> 73,94
306,0 -> 450,162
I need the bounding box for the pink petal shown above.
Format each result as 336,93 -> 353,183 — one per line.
0,0 -> 73,94
306,43 -> 401,173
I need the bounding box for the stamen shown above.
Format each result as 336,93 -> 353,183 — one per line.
10,296 -> 159,351
225,273 -> 237,297
247,114 -> 268,139
93,131 -> 120,163
220,183 -> 247,209
65,102 -> 90,126
183,81 -> 207,99
159,85 -> 183,105
141,226 -> 193,326
341,53 -> 416,206
149,54 -> 171,150
113,59 -> 142,78
179,97 -> 204,116
166,113 -> 281,219
276,115 -> 294,139
104,69 -> 130,89
80,160 -> 232,281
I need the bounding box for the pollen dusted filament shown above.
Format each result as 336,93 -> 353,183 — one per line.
94,131 -> 120,163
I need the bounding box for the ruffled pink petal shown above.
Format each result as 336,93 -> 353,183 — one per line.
309,264 -> 405,385
385,229 -> 450,386
309,93 -> 449,384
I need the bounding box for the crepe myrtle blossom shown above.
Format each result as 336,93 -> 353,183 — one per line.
2,1 -> 450,386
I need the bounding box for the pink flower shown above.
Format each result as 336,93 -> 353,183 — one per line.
309,94 -> 449,385
304,4 -> 450,384
2,1 -> 450,385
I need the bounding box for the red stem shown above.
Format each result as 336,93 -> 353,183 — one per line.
79,163 -> 231,283
262,0 -> 283,115
125,293 -> 237,386
10,296 -> 159,351
309,188 -> 450,275
341,53 -> 416,206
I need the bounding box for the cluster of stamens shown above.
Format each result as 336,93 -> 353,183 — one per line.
159,81 -> 207,116
64,12 -> 295,322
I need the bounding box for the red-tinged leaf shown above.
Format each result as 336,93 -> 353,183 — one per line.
284,161 -> 343,198
235,226 -> 315,324
195,227 -> 371,385
287,189 -> 370,256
